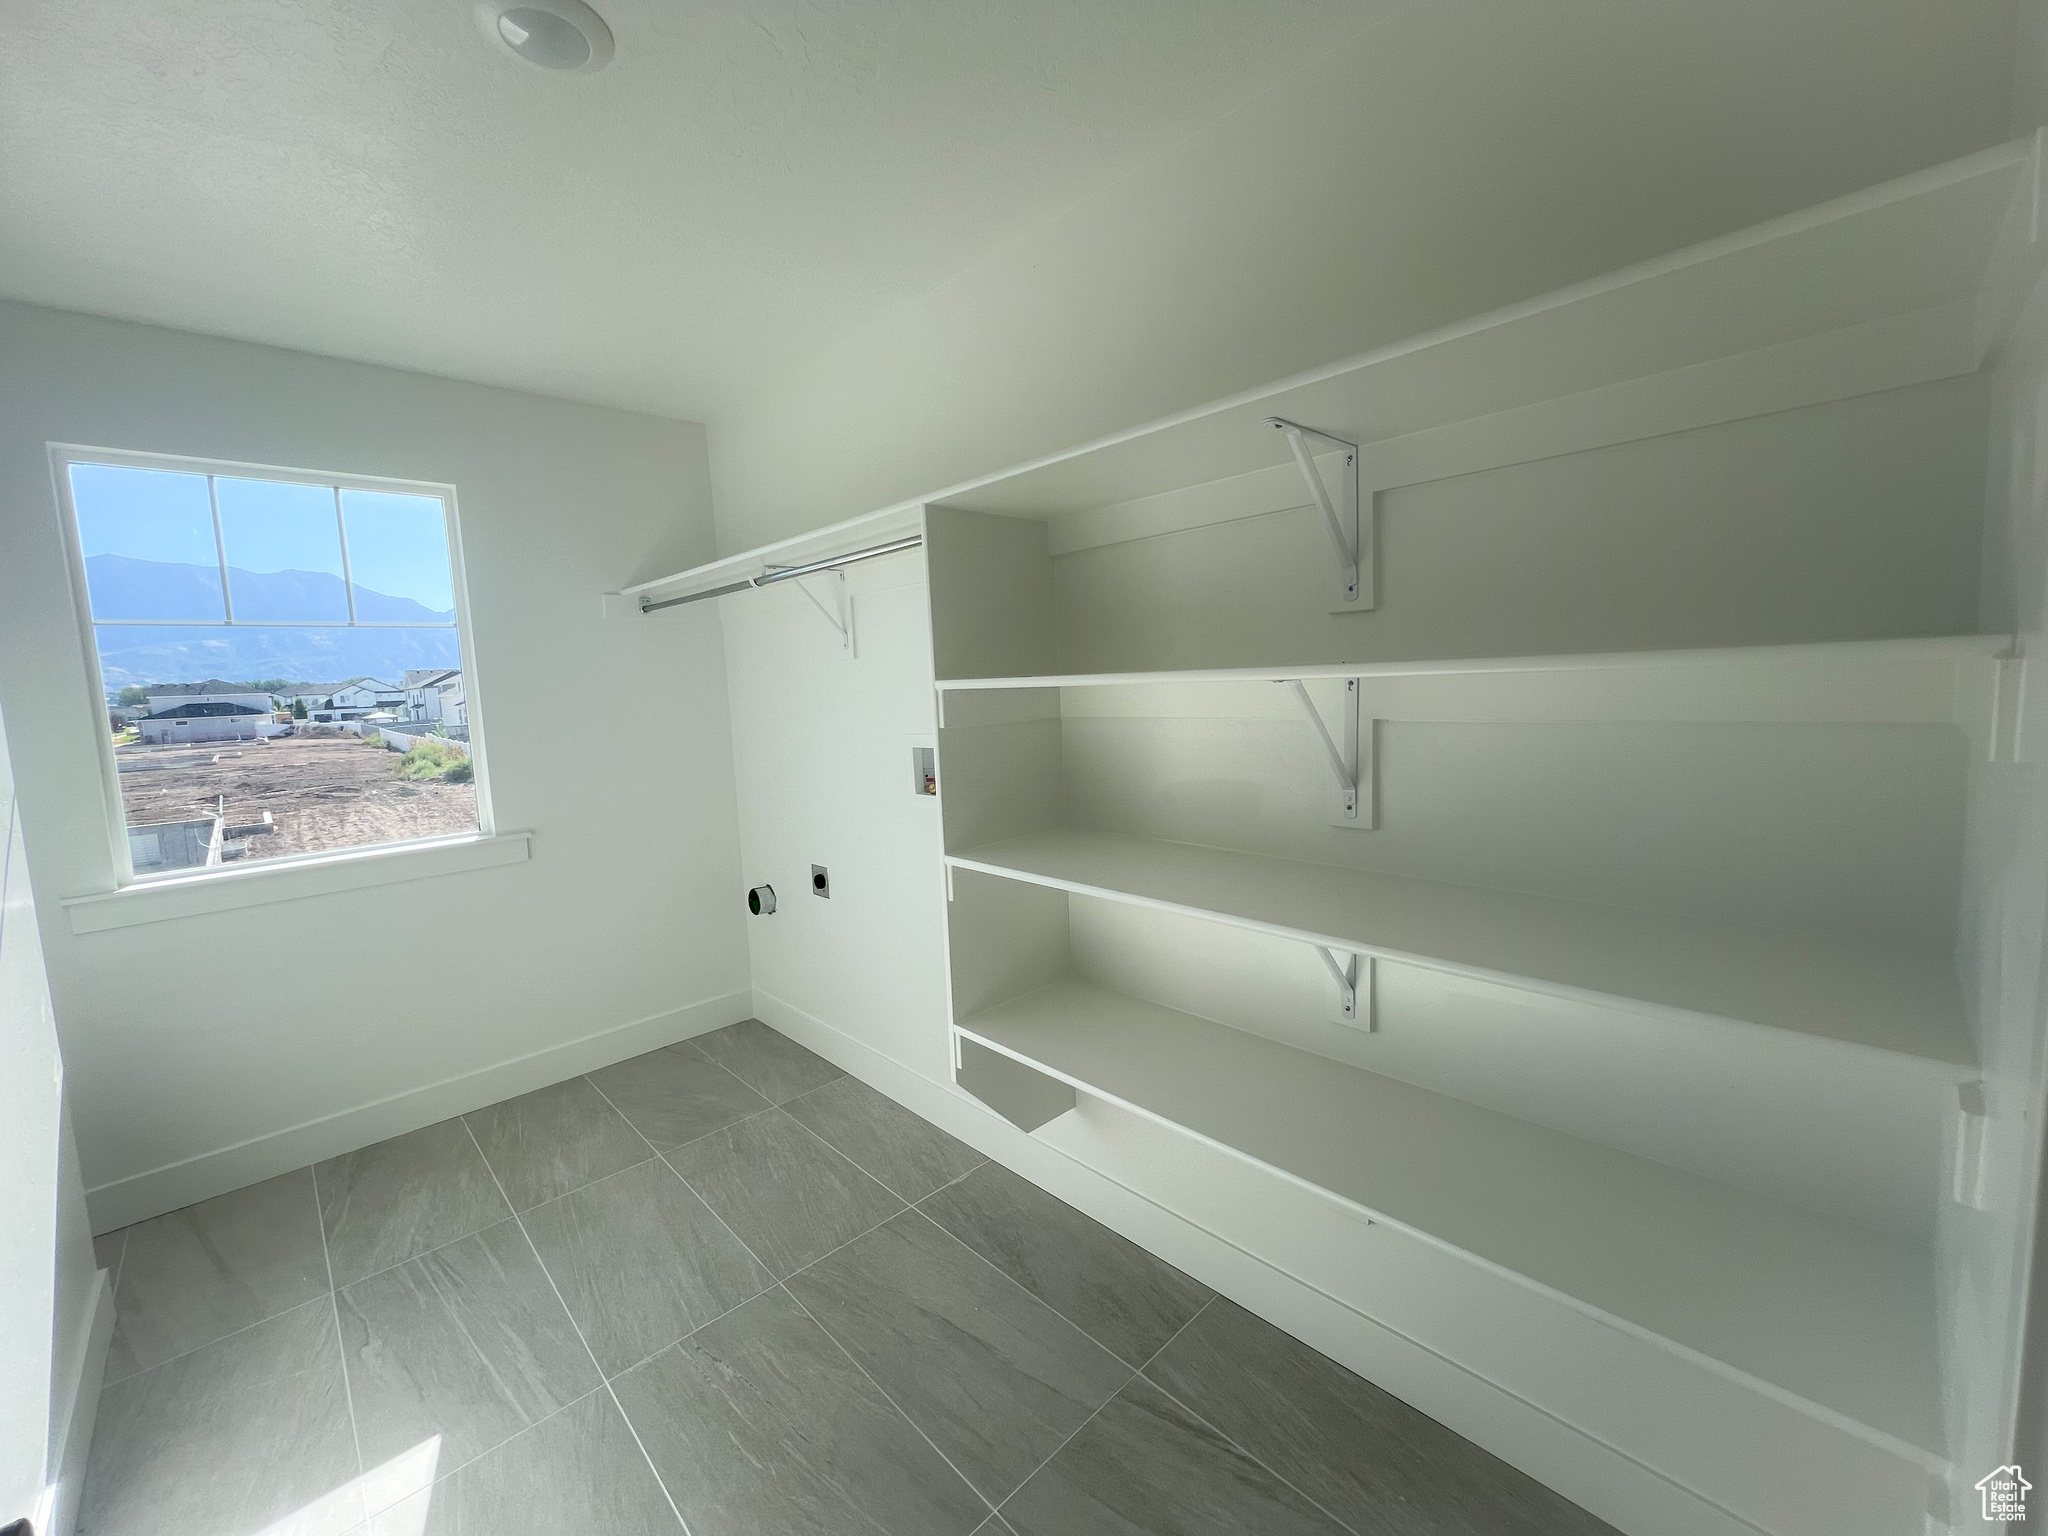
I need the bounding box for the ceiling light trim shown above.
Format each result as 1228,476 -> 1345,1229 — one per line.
473,0 -> 615,73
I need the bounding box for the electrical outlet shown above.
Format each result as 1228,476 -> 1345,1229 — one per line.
811,864 -> 830,898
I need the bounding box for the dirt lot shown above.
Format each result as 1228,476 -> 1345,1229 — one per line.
117,734 -> 477,861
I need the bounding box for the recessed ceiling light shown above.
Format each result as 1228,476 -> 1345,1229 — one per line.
474,0 -> 614,73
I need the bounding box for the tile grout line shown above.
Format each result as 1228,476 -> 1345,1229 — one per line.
1128,1367 -> 1368,1536
771,1100 -> 923,1208
580,1072 -> 788,1297
359,1383 -> 616,1522
775,1280 -> 1004,1519
303,1184 -> 526,1295
593,1283 -> 780,1388
733,1060 -> 989,1210
985,1295 -> 1216,1526
100,1168 -> 372,1388
458,1114 -> 696,1536
897,1196 -> 1178,1378
97,1290 -> 338,1391
906,1159 -> 990,1211
751,1194 -> 1145,1521
581,1040 -> 1087,1524
308,1160 -> 368,1489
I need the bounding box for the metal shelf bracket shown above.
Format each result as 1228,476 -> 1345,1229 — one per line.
1315,946 -> 1374,1028
1268,417 -> 1370,608
1286,678 -> 1376,827
781,568 -> 852,652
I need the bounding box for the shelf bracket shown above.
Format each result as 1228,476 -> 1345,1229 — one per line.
1315,946 -> 1373,1029
773,567 -> 853,653
1268,417 -> 1369,608
1286,679 -> 1375,827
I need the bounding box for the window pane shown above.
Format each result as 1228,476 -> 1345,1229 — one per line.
340,490 -> 456,620
102,619 -> 473,871
70,463 -> 225,621
82,458 -> 481,880
215,476 -> 349,622
97,625 -> 459,698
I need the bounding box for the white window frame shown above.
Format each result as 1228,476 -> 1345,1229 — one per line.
49,443 -> 524,930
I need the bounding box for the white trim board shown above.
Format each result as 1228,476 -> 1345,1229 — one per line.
83,988 -> 750,1231
63,830 -> 532,935
753,985 -> 1931,1536
41,1267 -> 114,1536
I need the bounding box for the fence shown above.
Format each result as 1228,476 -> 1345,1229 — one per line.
372,725 -> 469,756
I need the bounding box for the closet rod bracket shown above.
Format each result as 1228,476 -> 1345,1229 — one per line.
1268,417 -> 1369,607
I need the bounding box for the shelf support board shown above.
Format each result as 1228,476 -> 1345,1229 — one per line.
1269,416 -> 1370,609
955,1033 -> 1075,1132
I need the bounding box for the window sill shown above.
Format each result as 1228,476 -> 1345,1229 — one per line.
62,831 -> 532,935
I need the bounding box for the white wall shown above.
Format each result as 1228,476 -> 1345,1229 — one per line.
0,689 -> 106,1536
0,300 -> 751,1228
720,557 -> 951,1083
707,0 -> 2020,551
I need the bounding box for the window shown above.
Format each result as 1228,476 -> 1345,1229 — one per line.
58,449 -> 487,880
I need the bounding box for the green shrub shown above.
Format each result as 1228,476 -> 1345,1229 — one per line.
395,739 -> 472,782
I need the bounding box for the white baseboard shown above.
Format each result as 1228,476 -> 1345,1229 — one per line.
86,989 -> 752,1231
752,985 -> 1927,1536
41,1265 -> 115,1536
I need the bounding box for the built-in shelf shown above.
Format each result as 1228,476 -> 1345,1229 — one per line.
956,978 -> 1941,1459
937,634 -> 2013,748
934,633 -> 2006,690
619,138 -> 2040,606
948,829 -> 1974,1069
932,137 -> 2037,523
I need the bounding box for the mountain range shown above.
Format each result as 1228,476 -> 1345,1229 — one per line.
88,555 -> 461,689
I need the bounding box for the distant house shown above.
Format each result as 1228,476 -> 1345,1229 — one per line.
277,683 -> 346,708
143,680 -> 273,716
404,669 -> 462,723
137,700 -> 285,745
322,679 -> 404,719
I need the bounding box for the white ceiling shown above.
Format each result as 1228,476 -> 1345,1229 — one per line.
0,0 -> 1368,422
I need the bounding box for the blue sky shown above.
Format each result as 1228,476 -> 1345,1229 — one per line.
70,463 -> 456,612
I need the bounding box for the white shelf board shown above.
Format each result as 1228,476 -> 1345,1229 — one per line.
956,978 -> 1941,1458
619,504 -> 923,603
933,138 -> 2035,520
948,829 -> 1973,1070
935,634 -> 2010,743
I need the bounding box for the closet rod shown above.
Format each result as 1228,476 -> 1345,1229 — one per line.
640,534 -> 924,613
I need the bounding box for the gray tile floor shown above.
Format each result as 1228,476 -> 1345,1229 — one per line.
79,1019 -> 1618,1536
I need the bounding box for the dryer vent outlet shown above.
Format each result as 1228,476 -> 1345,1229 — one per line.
811,865 -> 830,899
748,884 -> 776,916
